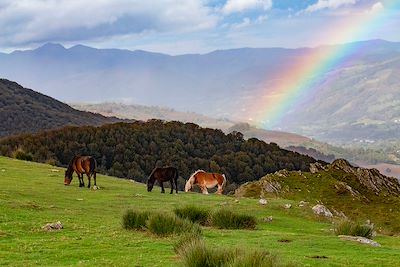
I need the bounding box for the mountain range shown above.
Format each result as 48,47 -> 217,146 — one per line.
0,40 -> 399,143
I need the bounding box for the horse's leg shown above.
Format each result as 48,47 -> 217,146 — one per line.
93,172 -> 97,186
160,181 -> 165,193
80,173 -> 85,187
169,180 -> 173,194
217,184 -> 223,195
77,173 -> 82,187
87,173 -> 91,188
175,177 -> 178,194
201,185 -> 208,194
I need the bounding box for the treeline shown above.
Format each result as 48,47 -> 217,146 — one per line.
0,120 -> 318,192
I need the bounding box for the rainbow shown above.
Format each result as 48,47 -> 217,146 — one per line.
254,1 -> 397,129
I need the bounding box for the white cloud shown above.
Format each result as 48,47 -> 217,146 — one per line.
304,0 -> 358,13
222,0 -> 272,15
368,2 -> 384,13
0,0 -> 219,47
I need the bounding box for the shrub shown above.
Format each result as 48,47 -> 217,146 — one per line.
334,220 -> 374,239
12,149 -> 33,161
173,232 -> 203,254
146,213 -> 202,236
174,206 -> 210,225
177,239 -> 280,267
177,238 -> 235,267
122,210 -> 150,230
209,209 -> 256,230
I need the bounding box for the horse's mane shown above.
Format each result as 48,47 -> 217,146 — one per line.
189,169 -> 205,178
66,155 -> 79,176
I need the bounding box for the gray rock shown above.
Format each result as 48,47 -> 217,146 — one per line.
263,216 -> 273,223
284,204 -> 292,209
42,221 -> 63,231
338,235 -> 381,247
312,204 -> 333,217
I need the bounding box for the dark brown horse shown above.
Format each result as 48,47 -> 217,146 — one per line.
64,156 -> 97,189
147,167 -> 178,194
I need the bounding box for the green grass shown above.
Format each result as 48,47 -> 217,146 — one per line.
1,156 -> 400,266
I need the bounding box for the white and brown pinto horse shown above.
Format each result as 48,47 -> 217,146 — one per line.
185,170 -> 226,194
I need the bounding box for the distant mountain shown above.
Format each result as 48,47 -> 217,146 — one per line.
1,40 -> 399,142
0,79 -> 124,137
70,102 -> 235,131
71,102 -> 327,148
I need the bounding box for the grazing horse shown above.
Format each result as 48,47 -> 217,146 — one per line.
147,167 -> 178,194
64,155 -> 97,189
185,170 -> 226,194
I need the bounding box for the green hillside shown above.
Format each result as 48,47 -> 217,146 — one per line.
1,156 -> 400,266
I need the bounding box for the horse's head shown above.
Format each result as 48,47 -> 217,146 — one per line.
147,177 -> 154,192
64,170 -> 72,185
184,179 -> 192,192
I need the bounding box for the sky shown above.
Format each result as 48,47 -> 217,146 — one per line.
0,0 -> 399,54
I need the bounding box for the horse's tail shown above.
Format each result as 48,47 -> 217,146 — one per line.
89,157 -> 97,175
221,174 -> 227,189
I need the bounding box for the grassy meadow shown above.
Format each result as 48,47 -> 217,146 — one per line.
1,156 -> 400,266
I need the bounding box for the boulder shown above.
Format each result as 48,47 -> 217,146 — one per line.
42,221 -> 63,231
312,204 -> 333,217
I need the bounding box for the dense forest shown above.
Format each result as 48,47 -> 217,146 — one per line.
0,79 -> 124,137
0,120 -> 318,192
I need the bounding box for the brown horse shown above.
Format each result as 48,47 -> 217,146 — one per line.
185,170 -> 226,194
147,167 -> 178,194
64,155 -> 97,189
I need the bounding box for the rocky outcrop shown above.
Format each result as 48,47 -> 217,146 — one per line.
328,159 -> 400,196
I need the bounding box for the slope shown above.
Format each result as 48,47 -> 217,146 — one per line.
1,156 -> 400,266
0,79 -> 124,137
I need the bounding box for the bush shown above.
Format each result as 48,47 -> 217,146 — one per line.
12,149 -> 33,161
209,209 -> 256,230
122,210 -> 150,230
174,206 -> 210,225
173,232 -> 203,254
334,220 -> 374,239
146,213 -> 202,236
177,238 -> 280,267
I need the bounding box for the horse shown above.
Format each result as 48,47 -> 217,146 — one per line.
147,167 -> 178,194
185,170 -> 226,194
64,155 -> 97,189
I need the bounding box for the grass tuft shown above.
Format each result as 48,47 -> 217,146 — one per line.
146,213 -> 202,236
334,220 -> 374,239
177,238 -> 280,267
174,205 -> 210,225
209,209 -> 256,229
122,210 -> 150,230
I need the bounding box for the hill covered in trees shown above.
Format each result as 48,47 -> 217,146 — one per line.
0,120 -> 318,192
0,79 -> 124,137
